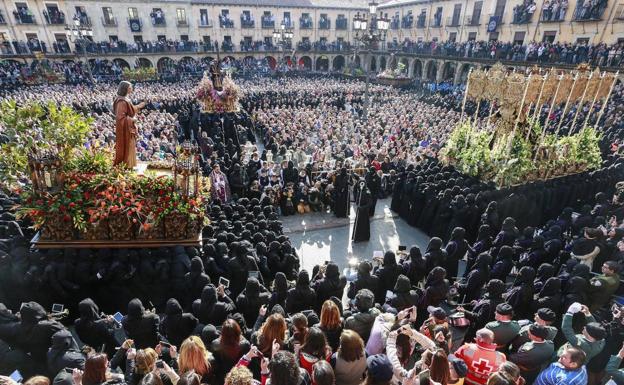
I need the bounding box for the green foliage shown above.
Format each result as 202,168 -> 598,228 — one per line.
0,100 -> 93,187
122,67 -> 157,81
66,145 -> 113,175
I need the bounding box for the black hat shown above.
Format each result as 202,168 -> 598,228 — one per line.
571,238 -> 597,258
585,322 -> 606,340
496,303 -> 513,316
427,306 -> 447,320
529,324 -> 550,339
537,308 -> 557,323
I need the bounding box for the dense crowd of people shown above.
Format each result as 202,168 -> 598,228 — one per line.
2,70 -> 624,385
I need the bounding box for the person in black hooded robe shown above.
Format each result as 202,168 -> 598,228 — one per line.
351,184 -> 371,243
459,279 -> 506,342
424,237 -> 447,272
226,242 -> 261,298
347,261 -> 381,304
121,298 -> 161,349
401,246 -> 426,285
161,298 -> 198,348
457,252 -> 491,303
445,227 -> 469,282
47,329 -> 85,377
74,298 -> 118,358
235,277 -> 271,326
192,284 -> 236,327
286,270 -> 317,314
365,167 -> 381,216
333,168 -> 350,218
417,266 -> 449,326
407,176 -> 426,227
311,262 -> 346,313
505,266 -> 536,319
16,301 -> 64,372
268,272 -> 290,311
390,171 -> 405,213
373,251 -> 402,304
532,277 -> 561,314
184,257 -> 211,309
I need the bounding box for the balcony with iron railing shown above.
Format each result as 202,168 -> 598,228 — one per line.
416,15 -> 427,28
102,16 -> 117,27
401,16 -> 413,28
319,18 -> 330,29
300,17 -> 313,29
75,14 -> 92,27
44,10 -> 65,25
240,16 -> 255,28
199,17 -> 213,27
432,13 -> 443,27
13,9 -> 36,24
573,2 -> 607,21
261,15 -> 275,28
219,15 -> 234,28
150,12 -> 166,27
465,14 -> 480,26
282,19 -> 294,28
511,4 -> 535,24
390,18 -> 400,29
446,16 -> 461,27
177,18 -> 188,27
336,18 -> 348,30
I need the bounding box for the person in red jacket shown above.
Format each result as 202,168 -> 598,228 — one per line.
454,328 -> 507,385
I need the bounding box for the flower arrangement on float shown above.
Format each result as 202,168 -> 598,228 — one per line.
122,67 -> 157,82
195,73 -> 241,113
0,100 -> 209,242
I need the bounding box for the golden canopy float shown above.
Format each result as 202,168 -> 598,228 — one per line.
440,63 -> 618,187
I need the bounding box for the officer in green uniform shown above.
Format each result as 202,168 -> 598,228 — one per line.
511,308 -> 558,350
559,303 -> 606,363
485,303 -> 520,352
509,324 -> 555,384
588,260 -> 620,312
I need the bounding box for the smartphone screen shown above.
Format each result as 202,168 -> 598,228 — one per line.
219,276 -> 230,288
52,303 -> 64,313
113,312 -> 123,323
10,370 -> 23,383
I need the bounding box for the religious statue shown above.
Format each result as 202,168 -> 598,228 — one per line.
210,60 -> 223,91
113,81 -> 145,168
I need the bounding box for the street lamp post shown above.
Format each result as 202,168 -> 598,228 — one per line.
65,15 -> 94,82
353,1 -> 389,121
273,22 -> 294,72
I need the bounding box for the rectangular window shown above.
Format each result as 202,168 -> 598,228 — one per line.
151,8 -> 164,26
513,31 -> 526,44
449,32 -> 457,41
472,1 -> 483,24
128,7 -> 139,19
494,0 -> 507,18
203,36 -> 211,44
452,4 -> 462,25
468,32 -> 477,40
133,35 -> 143,43
200,9 -> 209,26
176,9 -> 186,24
243,10 -> 251,18
576,37 -> 589,44
180,34 -> 189,41
109,35 -> 118,42
543,30 -> 556,42
221,9 -> 229,16
102,7 -> 114,24
25,32 -> 40,50
157,35 -> 166,41
489,32 -> 499,41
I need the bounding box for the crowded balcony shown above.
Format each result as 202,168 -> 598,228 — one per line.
13,7 -> 36,24
319,16 -> 330,29
261,15 -> 275,28
401,14 -> 413,28
240,14 -> 254,28
150,10 -> 166,27
219,15 -> 234,28
541,0 -> 568,22
416,13 -> 426,28
432,11 -> 443,27
44,9 -> 65,25
573,0 -> 607,21
512,0 -> 537,24
300,16 -> 313,29
390,16 -> 400,29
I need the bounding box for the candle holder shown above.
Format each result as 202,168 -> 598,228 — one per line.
173,141 -> 200,197
27,149 -> 64,194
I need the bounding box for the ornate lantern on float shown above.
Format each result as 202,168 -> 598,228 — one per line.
173,141 -> 200,197
27,150 -> 64,194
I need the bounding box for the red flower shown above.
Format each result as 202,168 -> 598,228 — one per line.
59,205 -> 66,212
125,201 -> 131,206
69,202 -> 76,208
63,215 -> 71,222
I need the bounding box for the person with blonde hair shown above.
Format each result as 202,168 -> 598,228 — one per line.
224,366 -> 255,385
314,300 -> 343,351
178,336 -> 215,384
330,330 -> 367,385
